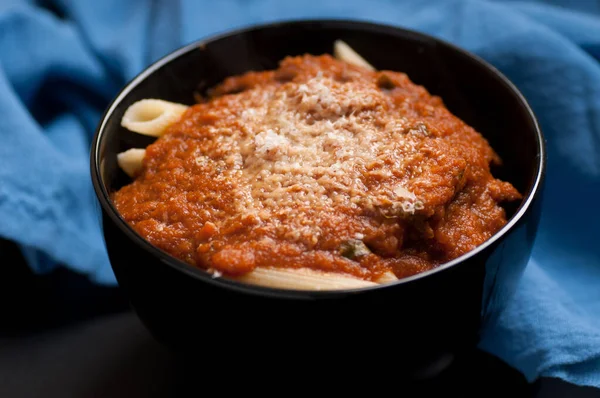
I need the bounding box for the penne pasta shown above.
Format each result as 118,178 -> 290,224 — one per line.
232,267 -> 378,291
333,40 -> 375,71
121,99 -> 188,136
117,148 -> 146,177
375,271 -> 398,284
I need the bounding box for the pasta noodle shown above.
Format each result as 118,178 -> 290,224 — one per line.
375,271 -> 399,283
121,99 -> 188,136
117,148 -> 146,177
333,40 -> 375,71
233,267 -> 378,290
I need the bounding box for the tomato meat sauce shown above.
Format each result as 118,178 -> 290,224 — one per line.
112,55 -> 521,281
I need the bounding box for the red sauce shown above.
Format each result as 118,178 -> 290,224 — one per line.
112,55 -> 521,281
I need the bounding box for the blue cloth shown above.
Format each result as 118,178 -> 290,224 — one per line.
0,0 -> 598,387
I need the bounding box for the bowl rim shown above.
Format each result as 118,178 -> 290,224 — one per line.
91,18 -> 546,299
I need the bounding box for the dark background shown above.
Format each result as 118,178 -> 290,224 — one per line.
1,238 -> 598,397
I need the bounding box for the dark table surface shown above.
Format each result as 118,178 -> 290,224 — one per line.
1,239 -> 599,397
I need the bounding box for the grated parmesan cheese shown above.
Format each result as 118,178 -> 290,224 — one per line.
201,71 -> 433,245
151,61 -> 447,248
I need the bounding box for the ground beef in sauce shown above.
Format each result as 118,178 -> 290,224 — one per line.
112,54 -> 521,281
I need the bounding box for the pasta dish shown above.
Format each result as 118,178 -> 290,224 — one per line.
112,41 -> 521,290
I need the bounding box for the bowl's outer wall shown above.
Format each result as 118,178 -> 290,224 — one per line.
95,21 -> 543,366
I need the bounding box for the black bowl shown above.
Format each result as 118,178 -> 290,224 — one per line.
91,20 -> 545,376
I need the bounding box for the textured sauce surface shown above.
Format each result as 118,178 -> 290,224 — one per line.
112,55 -> 521,281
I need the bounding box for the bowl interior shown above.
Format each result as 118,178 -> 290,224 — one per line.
94,20 -> 543,286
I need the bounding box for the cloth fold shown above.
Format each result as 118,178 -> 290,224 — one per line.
0,0 -> 598,388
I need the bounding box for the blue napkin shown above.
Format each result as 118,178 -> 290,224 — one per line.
1,0 -> 598,387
